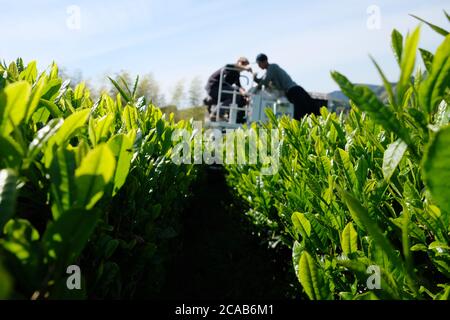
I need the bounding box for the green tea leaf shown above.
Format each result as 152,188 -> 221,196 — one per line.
354,156 -> 369,193
49,147 -> 76,220
44,109 -> 90,167
74,144 -> 116,209
341,222 -> 358,255
0,81 -> 31,135
435,284 -> 450,300
52,109 -> 90,146
354,292 -> 380,300
41,78 -> 62,101
132,75 -> 139,99
7,62 -> 19,80
43,208 -> 101,266
108,77 -> 131,103
1,219 -> 40,261
0,262 -> 13,299
429,241 -> 450,251
410,14 -> 449,36
107,134 -> 134,195
338,188 -> 403,269
370,55 -> 397,109
433,100 -> 450,128
410,244 -> 427,252
331,71 -> 414,149
122,105 -> 139,131
73,82 -> 86,108
27,118 -> 63,163
104,239 -> 119,259
383,139 -> 408,181
291,212 -> 311,239
400,207 -> 417,294
419,34 -> 450,115
419,48 -> 434,73
335,148 -> 357,189
398,27 -> 420,101
391,29 -> 403,66
292,240 -> 303,278
19,61 -> 37,83
0,136 -> 24,168
39,98 -> 62,117
298,251 -> 327,300
0,169 -> 18,231
94,113 -> 114,144
423,125 -> 450,215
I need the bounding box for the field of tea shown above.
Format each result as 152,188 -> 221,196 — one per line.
0,13 -> 449,300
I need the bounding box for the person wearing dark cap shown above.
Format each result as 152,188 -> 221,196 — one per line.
253,54 -> 319,119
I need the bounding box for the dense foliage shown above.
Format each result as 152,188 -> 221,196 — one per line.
226,15 -> 450,299
0,61 -> 197,299
0,12 -> 449,301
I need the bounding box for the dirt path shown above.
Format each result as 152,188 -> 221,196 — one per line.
161,167 -> 299,299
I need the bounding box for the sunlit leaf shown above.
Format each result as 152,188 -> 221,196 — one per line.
49,147 -> 76,220
410,14 -> 449,36
382,139 -> 408,181
341,222 -> 358,255
419,35 -> 450,115
391,29 -> 403,66
74,144 -> 116,209
0,81 -> 31,135
107,133 -> 134,195
291,212 -> 311,239
423,125 -> 450,216
0,169 -> 18,231
397,27 -> 420,101
43,208 -> 101,266
298,251 -> 328,300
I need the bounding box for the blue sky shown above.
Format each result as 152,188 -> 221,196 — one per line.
1,0 -> 449,101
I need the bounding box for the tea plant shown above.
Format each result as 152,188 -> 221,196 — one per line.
226,12 -> 450,300
0,61 -> 197,299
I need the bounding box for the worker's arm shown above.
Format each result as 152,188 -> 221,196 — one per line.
253,73 -> 261,84
253,66 -> 273,86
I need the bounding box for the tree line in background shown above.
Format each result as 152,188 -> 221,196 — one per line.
59,67 -> 206,111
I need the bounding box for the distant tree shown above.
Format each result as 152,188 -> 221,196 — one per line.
56,67 -> 174,109
171,79 -> 185,108
107,70 -> 167,106
158,94 -> 167,107
71,69 -> 83,85
188,76 -> 203,107
59,67 -> 84,89
136,73 -> 165,106
94,72 -> 112,99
